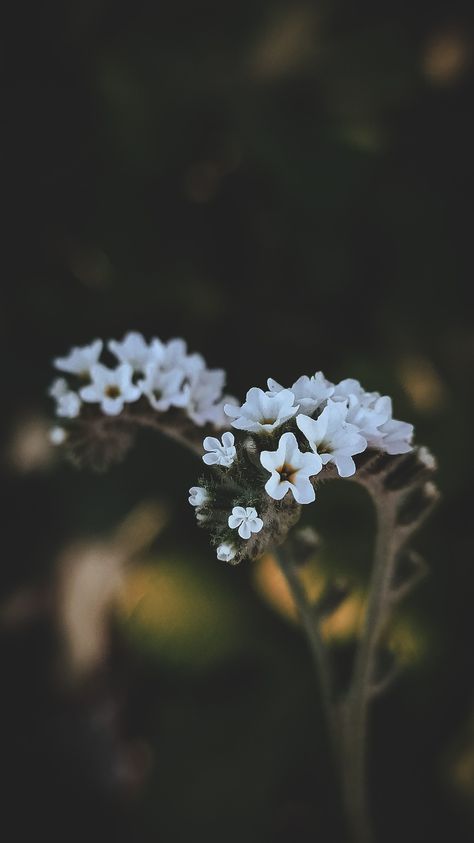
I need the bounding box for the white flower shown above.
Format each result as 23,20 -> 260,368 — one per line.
188,486 -> 208,507
260,431 -> 321,504
108,331 -> 157,371
332,379 -> 395,444
202,432 -> 236,467
268,372 -> 334,415
332,378 -> 366,400
57,393 -> 81,418
199,395 -> 237,428
49,426 -> 67,445
79,363 -> 141,416
345,393 -> 392,443
216,543 -> 237,563
187,368 -> 227,425
48,378 -> 81,418
138,363 -> 188,412
156,338 -> 190,371
376,418 -> 414,455
54,340 -> 103,377
333,379 -> 414,454
296,400 -> 367,477
151,338 -> 205,377
225,387 -> 298,433
48,377 -> 68,400
228,506 -> 263,539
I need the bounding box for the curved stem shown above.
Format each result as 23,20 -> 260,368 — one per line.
274,544 -> 340,766
131,413 -> 206,457
340,494 -> 397,843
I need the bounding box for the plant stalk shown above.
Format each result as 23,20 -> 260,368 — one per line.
274,545 -> 341,774
340,494 -> 397,843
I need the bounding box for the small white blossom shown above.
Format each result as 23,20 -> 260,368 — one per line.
138,363 -> 188,412
268,372 -> 334,415
345,393 -> 391,443
187,368 -> 227,426
156,338 -> 190,371
260,431 -> 321,504
188,486 -> 208,507
225,387 -> 299,433
375,418 -> 414,455
48,378 -> 69,400
48,378 -> 81,418
200,395 -> 237,428
150,338 -> 205,377
333,383 -> 413,455
228,506 -> 263,540
58,393 -> 81,418
80,363 -> 141,416
296,400 -> 367,477
332,378 -> 366,401
108,331 -> 158,371
54,340 -> 103,377
49,426 -> 67,445
216,543 -> 237,563
202,432 -> 236,467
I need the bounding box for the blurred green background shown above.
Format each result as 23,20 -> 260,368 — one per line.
1,1 -> 474,841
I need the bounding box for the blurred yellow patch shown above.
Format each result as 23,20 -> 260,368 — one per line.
398,354 -> 447,414
253,553 -> 425,662
422,30 -> 471,84
118,558 -> 242,669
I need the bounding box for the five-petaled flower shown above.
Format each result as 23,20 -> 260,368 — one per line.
228,506 -> 263,539
216,543 -> 237,563
54,340 -> 103,379
260,431 -> 321,504
80,363 -> 141,416
108,331 -> 159,372
202,432 -> 236,467
296,400 -> 367,478
138,363 -> 188,412
202,431 -> 237,468
225,387 -> 298,433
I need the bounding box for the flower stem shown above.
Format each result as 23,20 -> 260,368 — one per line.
275,488 -> 407,843
274,544 -> 340,771
340,495 -> 397,843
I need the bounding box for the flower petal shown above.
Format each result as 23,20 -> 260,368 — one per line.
291,477 -> 315,504
265,474 -> 288,500
238,522 -> 252,540
203,436 -> 222,452
221,432 -> 235,449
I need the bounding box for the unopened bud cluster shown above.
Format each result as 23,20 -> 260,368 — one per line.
190,373 -> 415,564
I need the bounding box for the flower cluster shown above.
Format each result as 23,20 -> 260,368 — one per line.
48,332 -> 235,432
190,371 -> 415,564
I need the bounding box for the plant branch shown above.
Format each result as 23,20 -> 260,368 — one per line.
274,543 -> 340,766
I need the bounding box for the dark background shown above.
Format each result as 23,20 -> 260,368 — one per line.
1,1 -> 473,841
